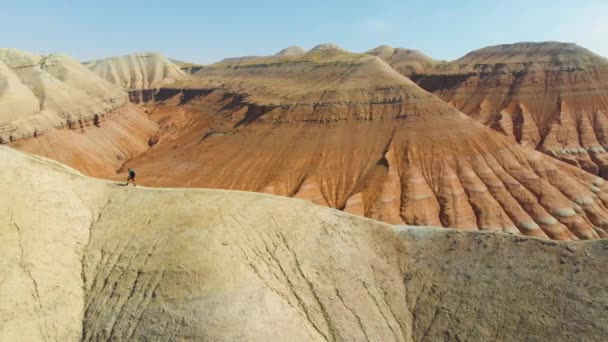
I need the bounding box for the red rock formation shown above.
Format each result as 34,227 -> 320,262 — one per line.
13,104 -> 158,178
410,42 -> 608,177
118,49 -> 608,240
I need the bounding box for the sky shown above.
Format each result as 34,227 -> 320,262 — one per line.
2,0 -> 608,64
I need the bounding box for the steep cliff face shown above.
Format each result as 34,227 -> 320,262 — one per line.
120,49 -> 608,240
85,52 -> 189,103
411,42 -> 608,177
2,146 -> 607,341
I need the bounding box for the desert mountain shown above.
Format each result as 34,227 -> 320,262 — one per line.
85,52 -> 189,102
1,146 -> 606,341
0,49 -> 128,142
366,45 -> 440,76
409,42 -> 608,177
110,48 -> 608,240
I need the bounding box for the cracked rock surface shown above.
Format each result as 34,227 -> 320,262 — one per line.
1,146 -> 607,341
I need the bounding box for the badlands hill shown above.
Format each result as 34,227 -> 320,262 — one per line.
108,46 -> 608,240
4,46 -> 608,240
366,45 -> 440,76
0,49 -> 157,177
410,42 -> 608,177
0,48 -> 128,142
85,52 -> 189,102
0,49 -> 158,177
1,146 -> 607,341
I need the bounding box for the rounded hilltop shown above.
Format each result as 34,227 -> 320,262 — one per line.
366,44 -> 440,76
455,41 -> 607,64
308,43 -> 346,53
275,46 -> 306,56
84,51 -> 189,91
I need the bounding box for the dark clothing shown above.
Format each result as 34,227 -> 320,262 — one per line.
126,169 -> 136,186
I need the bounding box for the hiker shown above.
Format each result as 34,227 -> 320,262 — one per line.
126,168 -> 136,186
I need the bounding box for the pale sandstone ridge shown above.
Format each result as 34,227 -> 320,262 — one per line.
276,46 -> 306,56
366,45 -> 440,76
85,52 -> 189,102
409,42 -> 608,177
0,48 -> 129,142
1,146 -> 606,341
101,49 -> 608,240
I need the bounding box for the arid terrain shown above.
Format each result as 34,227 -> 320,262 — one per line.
3,0 -> 608,338
3,45 -> 608,240
1,39 -> 608,341
1,146 -> 607,341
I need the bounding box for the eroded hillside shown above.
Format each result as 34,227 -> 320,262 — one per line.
1,146 -> 606,341
0,49 -> 158,177
119,46 -> 608,240
85,52 -> 190,102
408,42 -> 608,177
4,46 -> 608,239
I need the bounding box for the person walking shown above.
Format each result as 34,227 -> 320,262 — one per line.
126,168 -> 136,186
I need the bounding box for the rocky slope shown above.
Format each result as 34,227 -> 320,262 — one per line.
1,146 -> 606,341
411,42 -> 608,177
85,52 -> 189,102
118,48 -> 608,240
366,45 -> 440,77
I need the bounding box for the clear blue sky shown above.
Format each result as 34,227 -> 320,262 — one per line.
3,0 -> 607,64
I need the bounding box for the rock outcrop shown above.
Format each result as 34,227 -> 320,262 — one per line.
366,45 -> 440,77
1,146 -> 606,341
120,48 -> 608,240
85,52 -> 189,103
410,42 -> 608,177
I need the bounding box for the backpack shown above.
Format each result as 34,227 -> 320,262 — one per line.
129,169 -> 136,178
